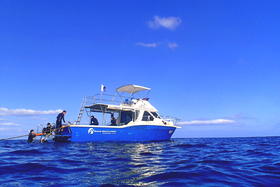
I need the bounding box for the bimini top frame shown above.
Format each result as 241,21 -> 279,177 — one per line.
116,84 -> 151,100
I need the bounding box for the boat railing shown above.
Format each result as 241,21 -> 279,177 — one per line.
82,94 -> 121,106
82,94 -> 135,106
161,116 -> 181,126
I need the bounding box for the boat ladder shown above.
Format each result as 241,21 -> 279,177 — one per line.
33,124 -> 44,142
76,97 -> 88,125
36,123 -> 55,143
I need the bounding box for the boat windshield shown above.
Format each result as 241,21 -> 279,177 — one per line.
151,112 -> 161,119
120,111 -> 134,125
142,111 -> 154,121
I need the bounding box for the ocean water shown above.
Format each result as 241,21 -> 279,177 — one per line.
1,137 -> 280,187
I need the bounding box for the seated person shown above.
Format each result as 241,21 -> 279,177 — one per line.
110,115 -> 117,126
90,116 -> 99,125
42,123 -> 52,134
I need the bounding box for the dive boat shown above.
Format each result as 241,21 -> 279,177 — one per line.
54,85 -> 180,142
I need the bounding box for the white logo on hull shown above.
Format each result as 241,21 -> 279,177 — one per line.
88,128 -> 116,135
88,128 -> 94,134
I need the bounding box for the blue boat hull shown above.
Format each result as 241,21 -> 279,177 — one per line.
55,125 -> 177,142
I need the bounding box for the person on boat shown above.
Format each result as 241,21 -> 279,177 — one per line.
43,123 -> 53,134
90,116 -> 99,125
27,129 -> 43,143
110,114 -> 117,126
56,110 -> 67,133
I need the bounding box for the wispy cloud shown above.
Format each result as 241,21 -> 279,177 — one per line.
0,122 -> 21,126
179,119 -> 236,126
0,128 -> 9,131
136,41 -> 179,49
136,43 -> 157,47
148,16 -> 182,30
0,118 -> 7,121
0,108 -> 63,116
168,42 -> 178,49
30,117 -> 48,121
226,113 -> 257,120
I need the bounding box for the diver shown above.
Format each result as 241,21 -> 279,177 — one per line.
90,116 -> 99,125
42,123 -> 53,134
27,129 -> 43,143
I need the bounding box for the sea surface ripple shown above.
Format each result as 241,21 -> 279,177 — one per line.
1,137 -> 280,186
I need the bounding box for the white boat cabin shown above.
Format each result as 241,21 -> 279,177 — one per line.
78,85 -> 177,126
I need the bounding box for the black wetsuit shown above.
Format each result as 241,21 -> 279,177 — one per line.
56,112 -> 65,130
27,133 -> 35,143
90,118 -> 99,125
43,126 -> 52,134
110,117 -> 117,126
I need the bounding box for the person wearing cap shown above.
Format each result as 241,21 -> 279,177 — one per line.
90,115 -> 99,125
27,129 -> 43,143
56,110 -> 67,132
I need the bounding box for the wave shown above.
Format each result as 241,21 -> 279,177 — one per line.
173,143 -> 209,148
1,137 -> 280,186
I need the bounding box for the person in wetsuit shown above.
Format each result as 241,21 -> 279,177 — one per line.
27,130 -> 36,143
90,116 -> 99,125
110,114 -> 117,126
43,123 -> 52,134
56,110 -> 67,132
27,129 -> 44,143
27,129 -> 45,143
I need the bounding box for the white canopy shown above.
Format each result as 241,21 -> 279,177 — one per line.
116,84 -> 151,94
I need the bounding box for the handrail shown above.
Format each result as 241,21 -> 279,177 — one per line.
161,116 -> 181,125
82,94 -> 138,107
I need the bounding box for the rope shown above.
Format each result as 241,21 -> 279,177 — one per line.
0,130 -> 51,141
0,134 -> 29,141
0,123 -> 73,141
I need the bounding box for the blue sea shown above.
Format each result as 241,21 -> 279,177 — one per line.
1,137 -> 280,186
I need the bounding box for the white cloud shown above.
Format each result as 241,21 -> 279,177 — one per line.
30,117 -> 48,121
168,42 -> 178,49
136,43 -> 157,47
0,108 -> 63,116
226,114 -> 257,120
179,119 -> 236,126
0,122 -> 21,126
148,16 -> 182,30
136,41 -> 179,49
0,128 -> 9,131
0,118 -> 7,121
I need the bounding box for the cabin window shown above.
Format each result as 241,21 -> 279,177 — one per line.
120,111 -> 133,124
151,112 -> 161,119
142,111 -> 154,121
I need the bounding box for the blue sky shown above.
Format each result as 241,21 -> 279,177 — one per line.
0,0 -> 279,139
